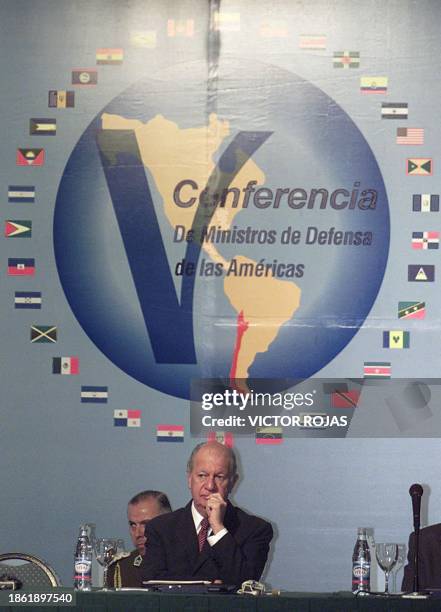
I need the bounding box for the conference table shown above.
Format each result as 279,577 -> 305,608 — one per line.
1,590 -> 441,612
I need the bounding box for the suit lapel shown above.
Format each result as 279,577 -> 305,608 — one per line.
175,502 -> 199,566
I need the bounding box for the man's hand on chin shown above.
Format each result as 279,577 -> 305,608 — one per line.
206,493 -> 227,533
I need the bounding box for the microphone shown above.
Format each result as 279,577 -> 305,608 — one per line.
409,483 -> 423,530
409,483 -> 423,593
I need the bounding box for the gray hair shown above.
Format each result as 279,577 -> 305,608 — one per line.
128,490 -> 172,513
186,442 -> 238,477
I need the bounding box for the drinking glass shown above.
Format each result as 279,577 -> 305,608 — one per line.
391,544 -> 406,593
116,539 -> 126,554
95,538 -> 118,589
375,543 -> 398,594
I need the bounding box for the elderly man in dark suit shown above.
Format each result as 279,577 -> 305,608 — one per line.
141,441 -> 273,587
402,523 -> 441,591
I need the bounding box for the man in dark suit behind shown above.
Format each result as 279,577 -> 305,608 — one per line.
402,523 -> 441,591
141,441 -> 273,587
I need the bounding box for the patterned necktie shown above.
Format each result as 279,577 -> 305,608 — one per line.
198,518 -> 210,552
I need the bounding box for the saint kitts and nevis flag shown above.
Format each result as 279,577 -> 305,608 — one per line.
398,301 -> 425,320
52,356 -> 79,375
156,424 -> 184,442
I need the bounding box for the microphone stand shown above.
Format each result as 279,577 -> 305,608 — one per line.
412,519 -> 420,593
409,483 -> 424,596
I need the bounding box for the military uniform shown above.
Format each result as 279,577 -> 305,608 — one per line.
107,549 -> 144,588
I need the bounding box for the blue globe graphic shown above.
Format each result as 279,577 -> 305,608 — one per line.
54,59 -> 389,399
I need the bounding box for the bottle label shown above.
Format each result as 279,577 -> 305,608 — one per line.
74,558 -> 92,588
352,562 -> 370,591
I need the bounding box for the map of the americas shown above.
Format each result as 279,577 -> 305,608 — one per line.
101,112 -> 301,379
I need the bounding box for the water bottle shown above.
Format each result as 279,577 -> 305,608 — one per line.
352,527 -> 371,593
74,525 -> 92,590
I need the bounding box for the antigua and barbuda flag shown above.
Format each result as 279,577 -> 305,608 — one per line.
31,325 -> 57,343
407,158 -> 432,176
16,148 -> 45,166
333,51 -> 360,68
96,48 -> 124,64
8,258 -> 35,276
207,431 -> 234,447
48,90 -> 75,108
5,220 -> 32,238
363,362 -> 391,378
30,118 -> 56,135
8,185 -> 35,203
411,231 -> 439,250
156,424 -> 184,442
81,386 -> 108,403
383,330 -> 410,349
14,291 -> 42,309
255,426 -> 283,444
412,194 -> 439,212
381,102 -> 408,119
360,76 -> 387,94
398,301 -> 425,320
52,356 -> 79,375
408,264 -> 435,282
72,69 -> 98,85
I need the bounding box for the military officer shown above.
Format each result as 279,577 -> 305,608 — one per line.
108,490 -> 172,587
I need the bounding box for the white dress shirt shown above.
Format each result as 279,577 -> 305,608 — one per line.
191,501 -> 228,546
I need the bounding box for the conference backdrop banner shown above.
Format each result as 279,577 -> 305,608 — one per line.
1,0 -> 440,590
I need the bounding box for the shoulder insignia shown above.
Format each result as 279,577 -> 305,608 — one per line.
108,551 -> 131,566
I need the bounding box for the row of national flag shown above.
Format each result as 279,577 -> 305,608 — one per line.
5,260 -> 436,282
6,186 -> 439,211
